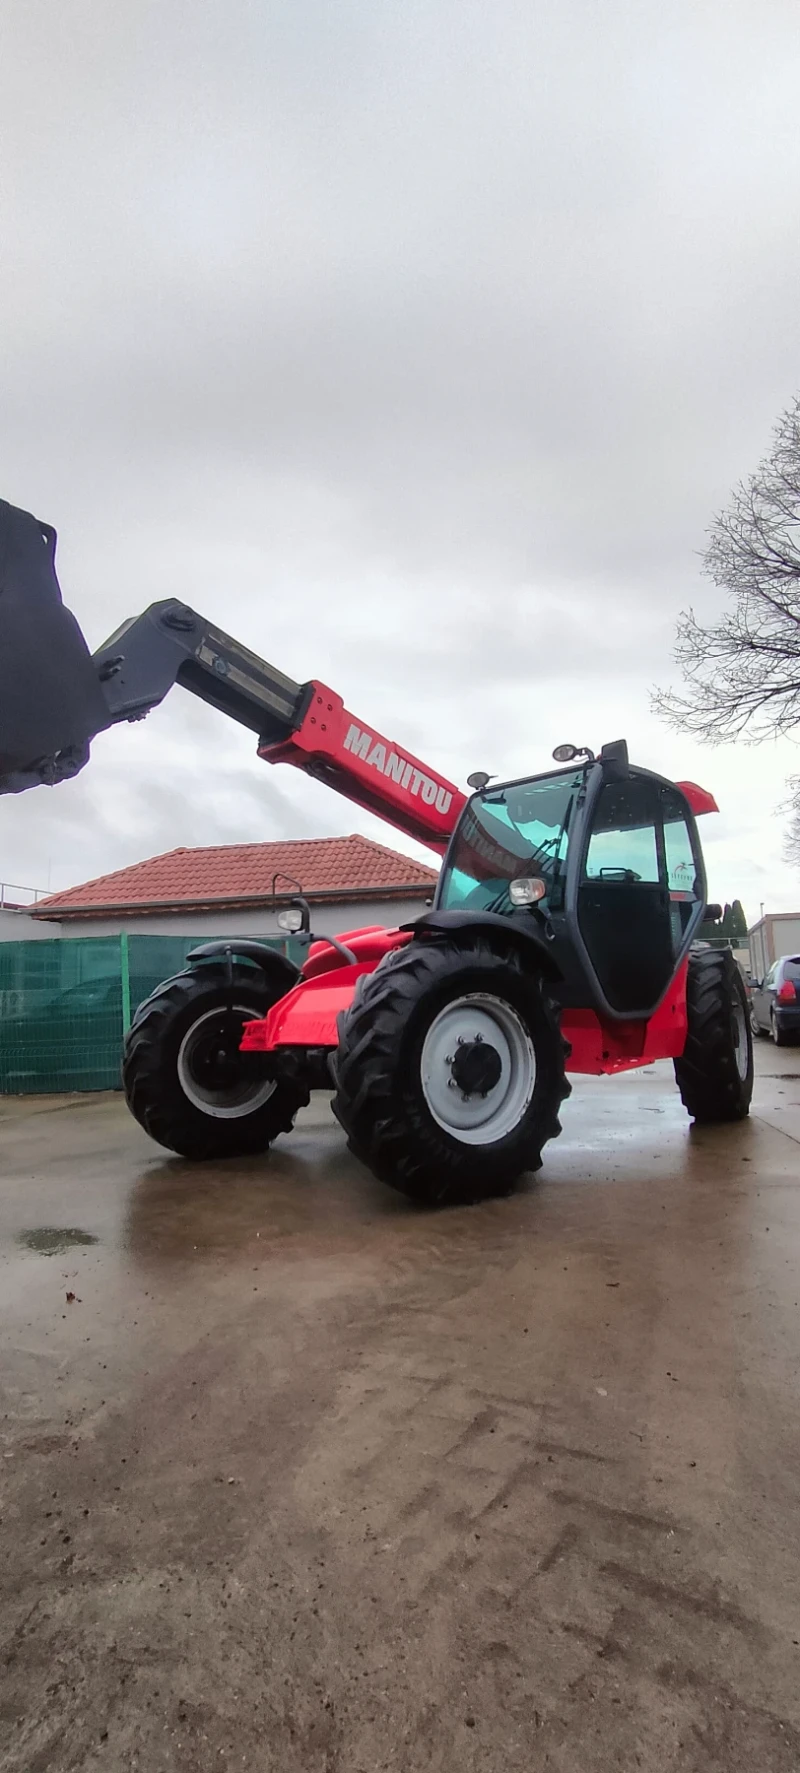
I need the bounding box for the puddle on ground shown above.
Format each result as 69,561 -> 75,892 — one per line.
17,1228 -> 99,1257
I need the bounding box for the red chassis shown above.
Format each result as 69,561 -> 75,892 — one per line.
241,928 -> 690,1078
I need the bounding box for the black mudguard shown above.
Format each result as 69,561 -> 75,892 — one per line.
186,940 -> 300,991
401,908 -> 563,982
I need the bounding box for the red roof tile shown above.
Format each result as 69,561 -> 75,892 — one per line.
34,835 -> 438,917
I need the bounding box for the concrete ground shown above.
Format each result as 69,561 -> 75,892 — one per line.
1,1044 -> 800,1773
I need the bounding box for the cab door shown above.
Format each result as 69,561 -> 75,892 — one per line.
576,775 -> 704,1017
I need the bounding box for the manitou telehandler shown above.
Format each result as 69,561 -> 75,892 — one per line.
0,498 -> 752,1204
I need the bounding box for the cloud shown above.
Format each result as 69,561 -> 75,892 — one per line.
2,0 -> 800,918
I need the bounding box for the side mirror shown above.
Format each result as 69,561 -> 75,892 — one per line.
598,739 -> 629,782
277,895 -> 311,936
705,903 -> 722,923
552,742 -> 595,764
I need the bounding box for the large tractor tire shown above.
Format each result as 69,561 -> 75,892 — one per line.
332,935 -> 570,1206
123,963 -> 307,1159
674,948 -> 753,1123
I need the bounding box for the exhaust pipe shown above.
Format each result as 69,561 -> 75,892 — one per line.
0,499 -> 112,793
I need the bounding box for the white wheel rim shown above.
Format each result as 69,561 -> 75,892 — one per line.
420,992 -> 536,1147
732,996 -> 749,1080
177,1005 -> 276,1120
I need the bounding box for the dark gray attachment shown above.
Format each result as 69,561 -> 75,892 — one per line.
0,499 -> 112,790
92,601 -> 308,739
0,496 -> 312,794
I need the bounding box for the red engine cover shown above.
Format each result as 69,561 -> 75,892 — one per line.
301,926 -> 409,980
239,927 -> 412,1052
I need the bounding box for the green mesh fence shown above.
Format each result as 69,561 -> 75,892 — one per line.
0,933 -> 300,1095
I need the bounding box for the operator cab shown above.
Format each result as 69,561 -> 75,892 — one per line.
435,740 -> 709,1021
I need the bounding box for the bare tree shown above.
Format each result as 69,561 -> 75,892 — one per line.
655,397 -> 800,744
784,776 -> 800,866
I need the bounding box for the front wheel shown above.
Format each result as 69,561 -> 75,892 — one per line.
674,949 -> 753,1123
332,935 -> 570,1206
123,963 -> 307,1158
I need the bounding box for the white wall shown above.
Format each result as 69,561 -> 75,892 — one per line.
767,915 -> 800,967
749,924 -> 768,982
0,908 -> 57,940
28,895 -> 433,943
748,914 -> 800,978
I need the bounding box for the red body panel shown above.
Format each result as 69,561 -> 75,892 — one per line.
240,927 -> 412,1051
561,961 -> 689,1073
241,938 -> 690,1075
302,926 -> 410,980
258,683 -> 465,854
242,961 -> 378,1050
675,782 -> 719,816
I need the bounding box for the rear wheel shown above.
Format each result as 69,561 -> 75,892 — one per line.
123,964 -> 307,1158
674,949 -> 753,1123
770,1009 -> 788,1047
332,935 -> 570,1205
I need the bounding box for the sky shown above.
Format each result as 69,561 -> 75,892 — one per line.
2,0 -> 800,921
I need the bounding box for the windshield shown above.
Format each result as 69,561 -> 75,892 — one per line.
438,769 -> 584,915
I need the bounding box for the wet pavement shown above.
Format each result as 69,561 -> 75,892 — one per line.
1,1044 -> 800,1772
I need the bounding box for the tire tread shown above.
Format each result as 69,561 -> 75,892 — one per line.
674,948 -> 753,1123
332,935 -> 570,1204
122,965 -> 306,1158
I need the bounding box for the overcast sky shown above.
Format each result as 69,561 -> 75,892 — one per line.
2,0 -> 800,918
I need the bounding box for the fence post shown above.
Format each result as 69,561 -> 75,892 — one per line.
120,931 -> 131,1035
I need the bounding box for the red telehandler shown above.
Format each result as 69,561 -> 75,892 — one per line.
1,498 -> 752,1204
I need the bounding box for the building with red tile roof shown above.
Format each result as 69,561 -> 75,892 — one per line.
31,835 -> 439,941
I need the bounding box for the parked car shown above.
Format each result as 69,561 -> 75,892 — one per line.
0,974 -> 123,1092
749,955 -> 800,1045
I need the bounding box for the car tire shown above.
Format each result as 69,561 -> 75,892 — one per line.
770,1009 -> 788,1048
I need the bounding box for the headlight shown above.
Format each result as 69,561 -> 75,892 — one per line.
277,906 -> 305,933
509,876 -> 547,907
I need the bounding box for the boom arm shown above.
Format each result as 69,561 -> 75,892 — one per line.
0,501 -> 464,852
92,599 -> 464,852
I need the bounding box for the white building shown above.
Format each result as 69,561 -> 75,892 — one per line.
747,912 -> 800,983
27,834 -> 439,942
